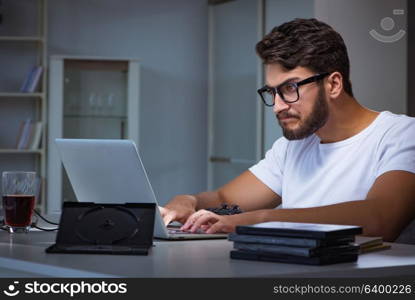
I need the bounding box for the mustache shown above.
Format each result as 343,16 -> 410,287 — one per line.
276,112 -> 300,120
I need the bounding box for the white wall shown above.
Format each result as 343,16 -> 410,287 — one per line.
315,0 -> 407,114
263,0 -> 314,151
263,0 -> 408,151
408,0 -> 414,116
48,0 -> 208,205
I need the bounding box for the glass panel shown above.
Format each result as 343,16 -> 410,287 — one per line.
61,59 -> 129,202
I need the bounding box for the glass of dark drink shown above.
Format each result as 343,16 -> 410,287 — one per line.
2,171 -> 38,233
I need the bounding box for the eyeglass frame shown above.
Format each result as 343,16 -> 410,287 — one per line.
257,72 -> 330,106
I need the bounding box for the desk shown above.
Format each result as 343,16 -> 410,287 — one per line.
1,231 -> 415,278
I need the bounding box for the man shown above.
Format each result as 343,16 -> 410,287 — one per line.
160,18 -> 415,242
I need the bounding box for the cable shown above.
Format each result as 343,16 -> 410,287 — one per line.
31,211 -> 59,231
34,209 -> 59,225
32,224 -> 58,231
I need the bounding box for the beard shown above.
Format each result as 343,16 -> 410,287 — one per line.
276,86 -> 329,140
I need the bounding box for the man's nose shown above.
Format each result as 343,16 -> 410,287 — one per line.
273,93 -> 290,114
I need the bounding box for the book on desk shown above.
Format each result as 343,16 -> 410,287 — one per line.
355,235 -> 391,254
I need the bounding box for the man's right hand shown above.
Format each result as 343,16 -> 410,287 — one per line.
159,194 -> 197,226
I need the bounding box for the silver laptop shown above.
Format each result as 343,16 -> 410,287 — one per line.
55,138 -> 227,240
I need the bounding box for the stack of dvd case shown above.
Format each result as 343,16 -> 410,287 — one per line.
229,221 -> 363,265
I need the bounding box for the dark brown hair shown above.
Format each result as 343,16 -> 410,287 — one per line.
256,18 -> 353,97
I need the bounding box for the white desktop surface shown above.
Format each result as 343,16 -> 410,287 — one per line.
0,230 -> 415,278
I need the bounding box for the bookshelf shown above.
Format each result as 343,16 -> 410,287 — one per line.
0,92 -> 44,98
0,149 -> 43,154
0,0 -> 48,213
0,36 -> 44,42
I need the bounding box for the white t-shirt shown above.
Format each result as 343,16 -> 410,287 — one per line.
249,111 -> 415,209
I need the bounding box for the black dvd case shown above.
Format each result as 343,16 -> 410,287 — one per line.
230,250 -> 359,265
228,233 -> 354,248
236,222 -> 362,239
46,202 -> 156,255
233,242 -> 360,257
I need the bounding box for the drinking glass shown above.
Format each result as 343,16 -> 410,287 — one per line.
2,171 -> 38,233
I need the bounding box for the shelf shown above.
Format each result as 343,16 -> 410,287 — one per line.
0,92 -> 44,98
0,36 -> 44,43
0,0 -> 48,215
0,149 -> 43,154
64,114 -> 126,120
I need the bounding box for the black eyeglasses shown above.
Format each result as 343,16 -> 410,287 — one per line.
257,72 -> 329,106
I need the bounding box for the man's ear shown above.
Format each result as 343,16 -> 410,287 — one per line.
326,71 -> 343,99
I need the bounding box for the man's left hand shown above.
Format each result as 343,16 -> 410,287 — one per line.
180,209 -> 239,234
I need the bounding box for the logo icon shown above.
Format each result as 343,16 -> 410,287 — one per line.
370,9 -> 406,43
3,281 -> 20,297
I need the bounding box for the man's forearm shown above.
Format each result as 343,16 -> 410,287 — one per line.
234,199 -> 388,239
194,191 -> 224,210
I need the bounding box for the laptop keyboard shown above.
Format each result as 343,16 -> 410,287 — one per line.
167,228 -> 206,235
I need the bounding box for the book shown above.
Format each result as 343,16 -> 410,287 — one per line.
16,118 -> 32,149
20,67 -> 36,92
20,66 -> 43,93
28,122 -> 43,150
15,120 -> 42,150
230,250 -> 359,265
25,122 -> 36,149
27,66 -> 43,92
236,222 -> 363,239
359,244 -> 391,254
15,121 -> 25,148
233,241 -> 360,257
355,236 -> 391,254
228,233 -> 354,248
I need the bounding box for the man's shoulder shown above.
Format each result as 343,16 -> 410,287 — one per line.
376,111 -> 415,135
379,111 -> 415,121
